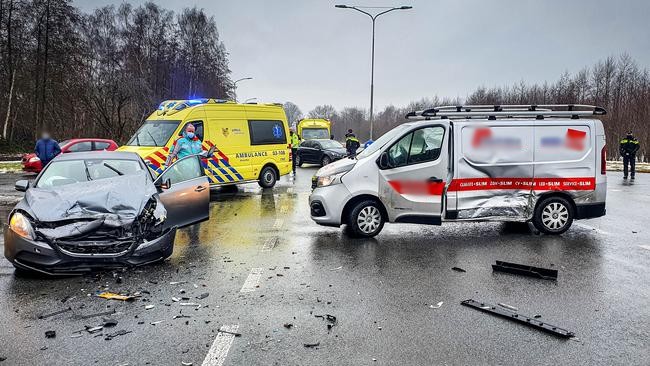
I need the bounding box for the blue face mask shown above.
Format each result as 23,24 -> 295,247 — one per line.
186,132 -> 195,139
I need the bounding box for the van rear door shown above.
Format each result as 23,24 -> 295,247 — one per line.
377,122 -> 449,224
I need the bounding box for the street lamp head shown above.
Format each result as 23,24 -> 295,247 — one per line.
400,6 -> 413,9
335,5 -> 349,8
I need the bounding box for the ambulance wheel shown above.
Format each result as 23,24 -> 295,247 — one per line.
258,166 -> 277,189
346,200 -> 385,238
295,154 -> 303,167
533,196 -> 574,235
321,156 -> 331,166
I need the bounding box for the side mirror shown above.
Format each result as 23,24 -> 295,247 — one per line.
15,180 -> 30,192
377,152 -> 390,170
155,178 -> 172,190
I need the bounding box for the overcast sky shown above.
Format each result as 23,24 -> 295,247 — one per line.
74,0 -> 650,113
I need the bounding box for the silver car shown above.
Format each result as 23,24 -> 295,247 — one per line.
4,151 -> 210,275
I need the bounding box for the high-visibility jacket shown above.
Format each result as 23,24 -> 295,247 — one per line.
346,135 -> 360,152
620,137 -> 640,156
291,134 -> 300,148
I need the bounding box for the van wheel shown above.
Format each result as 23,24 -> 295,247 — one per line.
321,156 -> 331,166
258,166 -> 277,189
295,154 -> 303,167
346,200 -> 385,238
533,196 -> 574,234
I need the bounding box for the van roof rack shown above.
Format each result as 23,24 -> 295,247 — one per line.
405,104 -> 607,120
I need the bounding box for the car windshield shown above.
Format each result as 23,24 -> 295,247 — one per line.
302,128 -> 330,139
318,140 -> 343,149
356,124 -> 412,159
126,120 -> 180,147
36,159 -> 144,188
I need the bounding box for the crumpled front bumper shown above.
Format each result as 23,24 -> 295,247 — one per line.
3,225 -> 177,275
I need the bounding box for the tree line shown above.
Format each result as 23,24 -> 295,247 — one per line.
299,54 -> 648,161
0,0 -> 232,151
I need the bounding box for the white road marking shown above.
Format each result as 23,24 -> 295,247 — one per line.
240,268 -> 263,292
287,188 -> 293,194
574,222 -> 610,235
201,324 -> 239,366
639,245 -> 650,251
261,237 -> 277,252
273,218 -> 284,229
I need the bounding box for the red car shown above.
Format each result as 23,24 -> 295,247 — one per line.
22,138 -> 119,173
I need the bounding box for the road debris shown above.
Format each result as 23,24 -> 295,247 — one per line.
491,260 -> 558,281
217,328 -> 241,337
38,307 -> 72,319
102,318 -> 118,327
330,266 -> 342,271
283,323 -> 293,329
77,309 -> 115,320
181,362 -> 192,366
170,281 -> 188,285
429,301 -> 444,309
498,303 -> 519,312
145,305 -> 155,310
303,342 -> 320,348
85,325 -> 104,333
172,297 -> 181,302
180,303 -> 201,308
451,267 -> 466,273
96,292 -> 137,301
104,329 -> 132,341
196,293 -> 209,300
315,314 -> 337,331
461,299 -> 574,338
45,330 -> 56,338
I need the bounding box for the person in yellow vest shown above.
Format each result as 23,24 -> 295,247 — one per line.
619,131 -> 640,180
290,130 -> 301,174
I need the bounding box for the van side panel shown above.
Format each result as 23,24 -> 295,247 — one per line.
451,123 -> 535,220
244,107 -> 292,179
532,121 -> 601,217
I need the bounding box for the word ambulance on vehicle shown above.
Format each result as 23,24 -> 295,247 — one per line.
119,99 -> 292,188
309,105 -> 607,237
297,118 -> 331,140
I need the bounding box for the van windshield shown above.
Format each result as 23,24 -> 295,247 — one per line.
302,128 -> 330,140
356,124 -> 411,159
126,120 -> 180,147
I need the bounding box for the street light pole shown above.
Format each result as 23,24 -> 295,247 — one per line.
233,77 -> 253,103
335,5 -> 412,140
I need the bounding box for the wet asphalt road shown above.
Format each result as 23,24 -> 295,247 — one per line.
0,168 -> 648,366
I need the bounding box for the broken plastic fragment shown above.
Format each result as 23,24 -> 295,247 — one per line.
97,292 -> 136,301
429,301 -> 444,309
145,305 -> 155,310
45,330 -> 56,338
451,267 -> 466,273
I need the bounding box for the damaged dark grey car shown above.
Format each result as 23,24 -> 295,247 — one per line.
4,151 -> 210,275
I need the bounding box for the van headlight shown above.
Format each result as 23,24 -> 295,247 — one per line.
317,172 -> 346,187
9,212 -> 35,240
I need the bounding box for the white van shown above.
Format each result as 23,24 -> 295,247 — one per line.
309,105 -> 607,237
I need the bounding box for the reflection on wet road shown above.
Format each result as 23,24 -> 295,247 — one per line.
0,167 -> 648,365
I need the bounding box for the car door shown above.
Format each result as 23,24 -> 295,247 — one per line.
377,123 -> 449,224
302,141 -> 317,163
155,155 -> 210,229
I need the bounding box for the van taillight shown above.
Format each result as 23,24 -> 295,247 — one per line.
601,145 -> 607,175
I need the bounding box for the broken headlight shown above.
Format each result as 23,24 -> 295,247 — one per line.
9,211 -> 35,240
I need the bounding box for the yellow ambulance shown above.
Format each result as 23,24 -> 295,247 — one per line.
297,118 -> 331,140
118,99 -> 292,188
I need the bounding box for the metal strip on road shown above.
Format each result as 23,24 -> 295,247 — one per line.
201,325 -> 239,366
240,268 -> 263,293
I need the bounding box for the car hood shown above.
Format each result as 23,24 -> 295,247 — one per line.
324,147 -> 347,155
23,171 -> 158,228
315,156 -> 357,177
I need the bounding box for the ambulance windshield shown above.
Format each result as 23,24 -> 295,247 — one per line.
127,120 -> 180,147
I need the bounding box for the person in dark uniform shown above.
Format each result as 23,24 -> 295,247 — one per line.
619,131 -> 640,180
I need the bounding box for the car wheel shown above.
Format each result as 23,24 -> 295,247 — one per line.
321,155 -> 332,167
533,196 -> 574,234
258,166 -> 277,189
346,200 -> 385,238
296,154 -> 303,167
